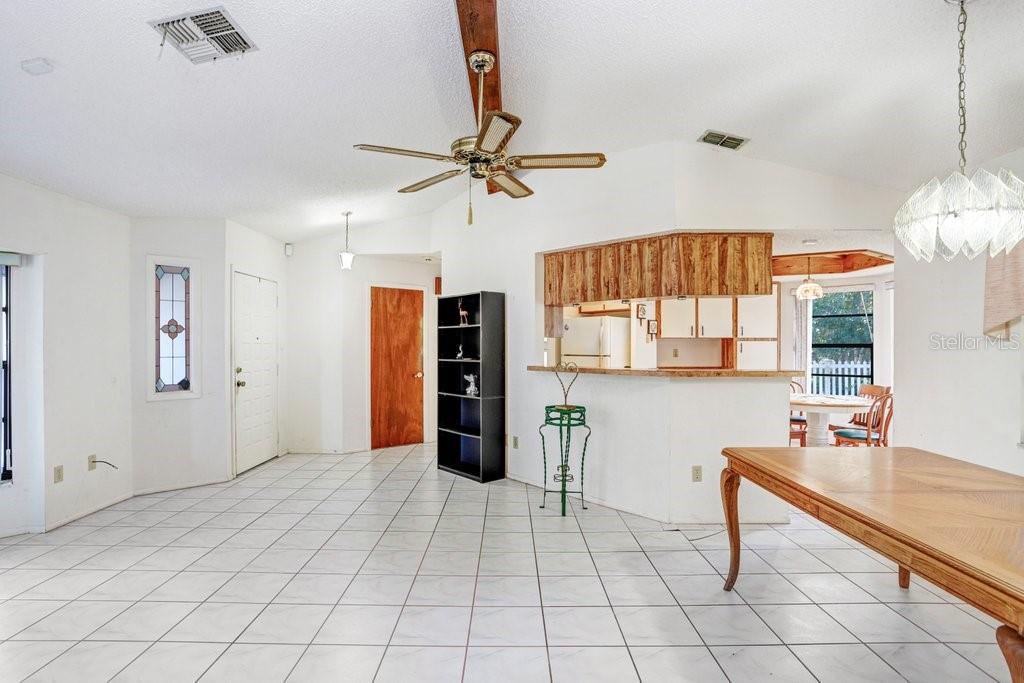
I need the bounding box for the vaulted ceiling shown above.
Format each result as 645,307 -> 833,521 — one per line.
2,0 -> 1023,241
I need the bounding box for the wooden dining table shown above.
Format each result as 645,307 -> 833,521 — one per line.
790,392 -> 874,447
720,446 -> 1024,682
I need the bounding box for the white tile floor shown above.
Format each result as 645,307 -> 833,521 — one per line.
0,444 -> 1008,682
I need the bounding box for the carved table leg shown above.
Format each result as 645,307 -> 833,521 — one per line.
898,565 -> 910,589
721,467 -> 741,591
997,626 -> 1024,683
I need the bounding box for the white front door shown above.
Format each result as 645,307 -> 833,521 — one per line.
232,272 -> 278,474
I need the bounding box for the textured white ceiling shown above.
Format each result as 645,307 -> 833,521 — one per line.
2,0 -> 1023,241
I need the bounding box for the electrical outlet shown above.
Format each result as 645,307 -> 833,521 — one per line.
672,347 -> 679,358
88,455 -> 97,471
53,465 -> 63,484
512,436 -> 519,449
691,465 -> 703,482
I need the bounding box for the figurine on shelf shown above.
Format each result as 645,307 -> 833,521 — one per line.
458,298 -> 469,326
464,373 -> 479,396
455,344 -> 464,359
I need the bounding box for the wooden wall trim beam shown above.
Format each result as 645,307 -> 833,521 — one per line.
543,232 -> 774,306
772,249 -> 893,277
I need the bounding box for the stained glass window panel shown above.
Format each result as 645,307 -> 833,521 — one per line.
155,264 -> 191,392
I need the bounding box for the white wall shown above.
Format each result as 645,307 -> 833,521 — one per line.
130,218 -> 231,493
286,242 -> 440,454
0,173 -> 132,533
895,253 -> 1023,474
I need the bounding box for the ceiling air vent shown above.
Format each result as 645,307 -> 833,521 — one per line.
150,7 -> 257,65
699,130 -> 748,151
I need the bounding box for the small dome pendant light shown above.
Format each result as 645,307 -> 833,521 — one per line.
795,256 -> 823,301
339,211 -> 355,270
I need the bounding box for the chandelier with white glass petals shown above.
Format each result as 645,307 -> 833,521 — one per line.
894,0 -> 1024,262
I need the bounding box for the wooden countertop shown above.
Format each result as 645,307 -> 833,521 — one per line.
527,365 -> 802,378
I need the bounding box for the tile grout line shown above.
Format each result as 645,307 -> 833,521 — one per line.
457,469 -> 490,683
110,450 -> 392,682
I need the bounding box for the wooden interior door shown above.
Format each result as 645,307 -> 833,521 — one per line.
233,272 -> 279,473
370,287 -> 424,448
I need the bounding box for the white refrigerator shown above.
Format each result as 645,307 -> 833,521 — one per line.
561,316 -> 630,369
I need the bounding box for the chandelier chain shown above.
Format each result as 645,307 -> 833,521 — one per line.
957,0 -> 967,175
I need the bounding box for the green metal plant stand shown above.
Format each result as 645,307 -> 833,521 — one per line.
538,404 -> 591,516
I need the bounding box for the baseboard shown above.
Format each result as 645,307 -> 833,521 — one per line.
504,472 -> 788,525
44,491 -> 135,532
0,524 -> 45,537
132,476 -> 233,497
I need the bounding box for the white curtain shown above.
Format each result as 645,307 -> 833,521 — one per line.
793,297 -> 809,389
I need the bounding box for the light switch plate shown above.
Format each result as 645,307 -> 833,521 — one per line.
512,436 -> 519,449
53,465 -> 63,484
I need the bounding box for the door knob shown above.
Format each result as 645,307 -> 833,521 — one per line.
414,372 -> 424,378
236,380 -> 246,387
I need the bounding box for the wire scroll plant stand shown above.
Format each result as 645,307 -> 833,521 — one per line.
538,362 -> 592,516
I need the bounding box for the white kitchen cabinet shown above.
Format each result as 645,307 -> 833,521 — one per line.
659,298 -> 696,338
737,340 -> 778,370
697,297 -> 734,338
737,284 -> 779,338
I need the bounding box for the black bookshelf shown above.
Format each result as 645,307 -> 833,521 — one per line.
436,291 -> 505,482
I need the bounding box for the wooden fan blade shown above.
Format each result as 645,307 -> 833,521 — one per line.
489,171 -> 533,199
475,111 -> 521,155
455,0 -> 501,121
455,0 -> 502,195
508,153 -> 607,169
398,168 -> 466,193
354,144 -> 456,162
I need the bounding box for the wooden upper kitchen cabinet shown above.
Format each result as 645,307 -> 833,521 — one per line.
542,232 -> 772,305
557,250 -> 586,305
583,248 -> 601,303
543,253 -> 562,306
618,238 -> 660,301
598,244 -> 620,301
659,235 -> 684,297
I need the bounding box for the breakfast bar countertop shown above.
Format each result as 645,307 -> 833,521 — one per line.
527,365 -> 802,378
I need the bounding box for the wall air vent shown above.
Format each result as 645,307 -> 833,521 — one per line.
699,130 -> 749,151
150,7 -> 257,65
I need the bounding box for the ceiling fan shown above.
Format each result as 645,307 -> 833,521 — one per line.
354,0 -> 605,215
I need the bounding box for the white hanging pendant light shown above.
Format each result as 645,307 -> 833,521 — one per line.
795,256 -> 823,301
339,211 -> 355,270
895,0 -> 1024,262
